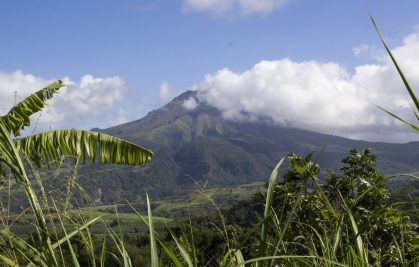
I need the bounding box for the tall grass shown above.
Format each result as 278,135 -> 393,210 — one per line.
133,152 -> 416,266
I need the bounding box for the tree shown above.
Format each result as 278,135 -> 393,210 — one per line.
326,148 -> 416,265
249,149 -> 416,265
0,80 -> 153,266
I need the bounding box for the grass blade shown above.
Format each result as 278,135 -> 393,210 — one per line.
188,213 -> 198,267
238,255 -> 347,267
270,181 -> 309,267
0,229 -> 48,266
220,249 -> 235,267
370,13 -> 419,111
126,201 -> 183,266
147,194 -> 159,267
338,191 -> 368,266
258,158 -> 284,265
100,238 -> 107,267
0,254 -> 19,267
169,231 -> 194,267
52,216 -> 101,249
377,106 -> 419,131
234,249 -> 245,267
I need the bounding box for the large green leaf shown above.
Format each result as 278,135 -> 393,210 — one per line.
0,80 -> 65,137
15,129 -> 153,167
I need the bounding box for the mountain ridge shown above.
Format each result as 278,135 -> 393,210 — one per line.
79,90 -> 419,203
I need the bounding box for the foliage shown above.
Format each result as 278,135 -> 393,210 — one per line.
161,150 -> 417,266
282,149 -> 417,265
0,81 -> 153,266
0,13 -> 418,267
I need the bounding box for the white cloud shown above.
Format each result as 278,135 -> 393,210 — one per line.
183,0 -> 234,15
187,28 -> 419,143
60,75 -> 127,114
182,97 -> 199,110
158,82 -> 179,103
238,0 -> 288,15
182,0 -> 288,16
111,106 -> 146,126
0,71 -> 140,135
353,43 -> 370,57
0,70 -> 51,115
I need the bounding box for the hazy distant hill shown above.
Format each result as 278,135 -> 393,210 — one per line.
76,90 -> 419,203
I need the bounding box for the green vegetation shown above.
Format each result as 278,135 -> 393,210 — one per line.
0,14 -> 417,267
0,81 -> 153,266
2,148 -> 416,266
90,149 -> 415,266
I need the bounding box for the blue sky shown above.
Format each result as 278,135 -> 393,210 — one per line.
1,0 -> 419,142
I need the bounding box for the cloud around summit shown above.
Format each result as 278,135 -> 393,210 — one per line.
184,28 -> 419,143
2,27 -> 419,143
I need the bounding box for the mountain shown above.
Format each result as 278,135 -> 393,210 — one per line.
76,90 -> 419,203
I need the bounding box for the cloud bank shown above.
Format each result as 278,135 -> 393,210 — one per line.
182,0 -> 289,16
3,29 -> 419,143
0,71 -> 140,135
186,29 -> 419,143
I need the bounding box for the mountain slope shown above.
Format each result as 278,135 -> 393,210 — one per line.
79,90 -> 419,203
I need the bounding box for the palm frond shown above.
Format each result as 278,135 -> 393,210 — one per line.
15,129 -> 153,167
0,80 -> 65,137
